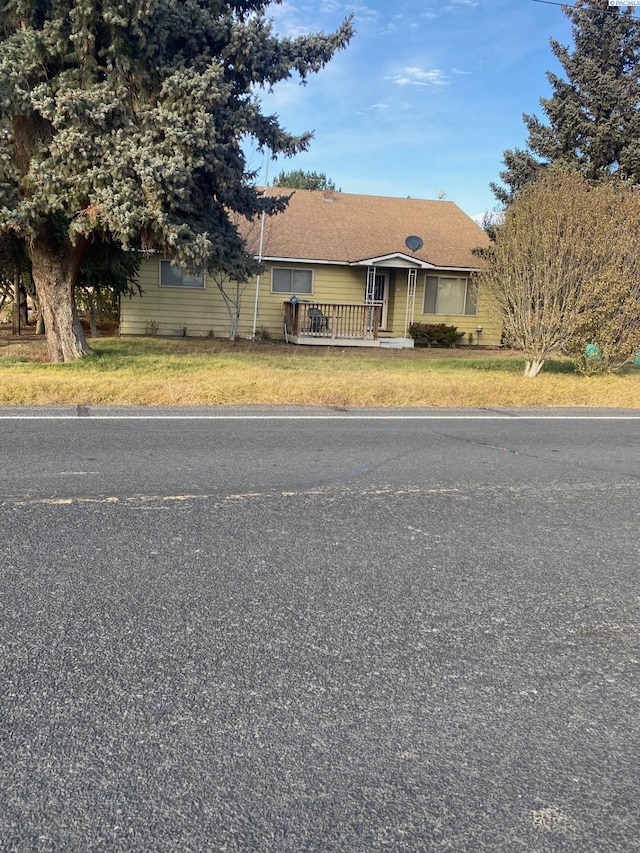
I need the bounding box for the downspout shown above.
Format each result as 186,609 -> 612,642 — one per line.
251,209 -> 266,338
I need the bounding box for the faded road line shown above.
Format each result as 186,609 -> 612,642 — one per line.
2,485 -> 463,507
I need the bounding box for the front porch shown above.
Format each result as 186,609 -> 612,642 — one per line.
283,299 -> 413,348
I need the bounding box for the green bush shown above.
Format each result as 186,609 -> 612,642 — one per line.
409,323 -> 462,347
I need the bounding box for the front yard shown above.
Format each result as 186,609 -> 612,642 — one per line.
1,334 -> 639,408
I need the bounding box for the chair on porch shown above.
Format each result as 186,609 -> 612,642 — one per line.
307,306 -> 329,334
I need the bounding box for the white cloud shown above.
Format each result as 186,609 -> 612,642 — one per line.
269,0 -> 377,34
337,1 -> 379,21
391,67 -> 449,87
257,78 -> 307,111
471,210 -> 504,227
418,0 -> 445,19
318,0 -> 364,13
356,102 -> 390,115
268,2 -> 312,38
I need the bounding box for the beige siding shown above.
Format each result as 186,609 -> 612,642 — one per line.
408,274 -> 502,346
120,258 -> 253,339
120,259 -> 368,340
120,258 -> 503,346
256,263 -> 365,339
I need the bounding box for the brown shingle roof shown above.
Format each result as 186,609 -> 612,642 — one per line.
252,188 -> 489,269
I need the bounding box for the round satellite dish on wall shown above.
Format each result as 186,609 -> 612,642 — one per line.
405,235 -> 424,253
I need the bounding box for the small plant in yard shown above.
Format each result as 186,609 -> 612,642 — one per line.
145,320 -> 159,336
409,323 -> 460,347
255,325 -> 271,341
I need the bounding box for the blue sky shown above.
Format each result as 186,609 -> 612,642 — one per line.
251,0 -> 576,219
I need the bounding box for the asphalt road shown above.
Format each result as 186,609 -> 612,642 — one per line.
1,407 -> 640,851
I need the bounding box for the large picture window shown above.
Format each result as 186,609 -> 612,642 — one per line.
271,267 -> 313,294
160,260 -> 205,289
423,275 -> 477,316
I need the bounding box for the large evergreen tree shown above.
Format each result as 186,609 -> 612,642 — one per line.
492,0 -> 640,206
0,2 -> 353,361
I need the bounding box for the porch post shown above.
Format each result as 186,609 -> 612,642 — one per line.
404,268 -> 417,338
365,266 -> 377,338
365,266 -> 377,304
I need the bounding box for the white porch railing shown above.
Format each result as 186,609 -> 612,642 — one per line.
284,300 -> 383,342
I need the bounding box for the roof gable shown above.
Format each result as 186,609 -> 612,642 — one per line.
355,252 -> 436,269
249,188 -> 490,270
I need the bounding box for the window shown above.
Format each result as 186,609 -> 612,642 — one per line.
424,275 -> 477,315
271,267 -> 313,294
160,260 -> 205,288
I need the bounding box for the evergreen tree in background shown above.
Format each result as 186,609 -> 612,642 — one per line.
272,170 -> 339,191
492,0 -> 640,206
0,2 -> 353,361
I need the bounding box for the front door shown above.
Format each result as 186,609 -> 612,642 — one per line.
370,272 -> 389,329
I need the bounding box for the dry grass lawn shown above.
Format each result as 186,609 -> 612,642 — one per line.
1,333 -> 639,408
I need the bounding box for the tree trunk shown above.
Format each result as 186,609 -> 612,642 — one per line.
89,303 -> 98,339
524,359 -> 545,377
17,278 -> 29,327
35,310 -> 45,335
20,292 -> 29,327
31,291 -> 46,335
229,314 -> 239,342
12,269 -> 20,336
29,237 -> 94,362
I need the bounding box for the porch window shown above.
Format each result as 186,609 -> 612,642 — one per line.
271,267 -> 313,294
160,261 -> 205,288
424,275 -> 477,315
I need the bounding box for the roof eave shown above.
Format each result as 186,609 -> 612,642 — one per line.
352,254 -> 479,272
258,254 -> 481,273
258,256 -> 345,266
351,253 -> 431,268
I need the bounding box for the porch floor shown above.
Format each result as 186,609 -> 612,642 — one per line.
287,335 -> 414,349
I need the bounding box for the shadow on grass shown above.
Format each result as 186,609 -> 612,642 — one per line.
71,341 -> 586,377
91,337 -> 245,359
428,357 -> 577,374
466,358 -> 640,376
10,336 -> 637,381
